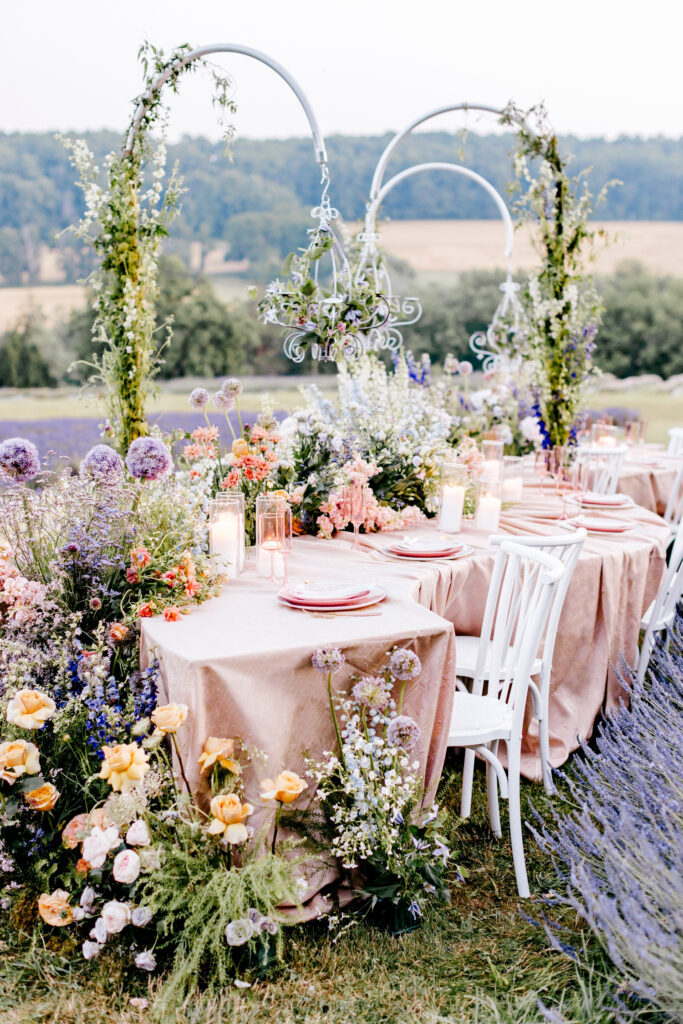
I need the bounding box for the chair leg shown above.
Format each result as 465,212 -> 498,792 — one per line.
507,747 -> 530,899
486,741 -> 502,838
538,716 -> 554,796
460,747 -> 475,818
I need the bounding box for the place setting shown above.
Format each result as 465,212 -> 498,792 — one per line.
277,579 -> 386,615
381,535 -> 474,562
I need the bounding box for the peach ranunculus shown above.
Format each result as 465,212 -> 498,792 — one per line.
89,807 -> 114,830
0,739 -> 41,784
197,737 -> 239,775
260,770 -> 308,804
62,813 -> 89,849
6,689 -> 56,730
206,793 -> 253,844
26,782 -> 59,811
130,546 -> 152,569
99,743 -> 150,793
108,623 -> 129,644
38,890 -> 73,927
163,605 -> 182,622
232,438 -> 249,458
151,703 -> 188,735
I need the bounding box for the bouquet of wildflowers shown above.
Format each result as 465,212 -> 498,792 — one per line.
307,647 -> 457,922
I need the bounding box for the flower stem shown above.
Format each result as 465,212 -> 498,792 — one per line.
327,670 -> 346,770
170,732 -> 193,798
271,802 -> 282,855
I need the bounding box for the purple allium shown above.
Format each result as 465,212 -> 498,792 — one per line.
0,437 -> 40,481
389,648 -> 422,681
225,918 -> 256,946
458,360 -> 473,377
125,437 -> 172,481
189,388 -> 210,410
80,444 -> 124,486
221,378 -> 243,398
387,715 -> 421,752
213,391 -> 235,412
352,675 -> 390,710
311,648 -> 346,674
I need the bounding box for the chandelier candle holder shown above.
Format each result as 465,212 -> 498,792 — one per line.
438,459 -> 468,533
502,456 -> 524,503
480,440 -> 505,486
256,495 -> 291,582
475,479 -> 503,533
209,493 -> 245,580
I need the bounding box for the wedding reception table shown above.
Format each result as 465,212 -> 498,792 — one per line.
141,493 -> 670,798
617,449 -> 681,515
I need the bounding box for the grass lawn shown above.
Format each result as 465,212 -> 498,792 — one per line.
0,760 -> 665,1024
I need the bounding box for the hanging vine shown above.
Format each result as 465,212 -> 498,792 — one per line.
64,43 -> 235,452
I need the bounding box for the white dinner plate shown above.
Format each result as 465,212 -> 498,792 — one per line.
278,583 -> 386,612
382,543 -> 474,562
286,582 -> 370,604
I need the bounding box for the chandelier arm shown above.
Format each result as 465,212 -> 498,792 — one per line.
124,43 -> 327,165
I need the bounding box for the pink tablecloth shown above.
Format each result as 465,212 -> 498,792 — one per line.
617,450 -> 681,514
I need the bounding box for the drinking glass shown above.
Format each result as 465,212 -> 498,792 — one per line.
278,506 -> 293,587
534,450 -> 552,495
343,482 -> 367,551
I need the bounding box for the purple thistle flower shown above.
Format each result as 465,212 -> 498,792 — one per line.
125,437 -> 172,481
0,437 -> 40,481
311,648 -> 345,674
387,715 -> 421,752
221,378 -> 243,398
189,388 -> 210,410
351,675 -> 390,710
80,444 -> 124,486
389,648 -> 422,681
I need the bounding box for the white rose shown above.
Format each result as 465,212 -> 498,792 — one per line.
82,940 -> 102,960
101,900 -> 131,935
82,825 -> 120,869
125,819 -> 151,847
112,849 -> 141,885
90,917 -> 108,944
135,950 -> 157,972
132,906 -> 153,928
80,885 -> 97,912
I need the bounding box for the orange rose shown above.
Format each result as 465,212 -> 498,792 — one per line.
232,438 -> 249,458
6,689 -> 56,730
0,739 -> 40,784
26,782 -> 59,811
108,623 -> 129,644
207,793 -> 253,844
99,743 -> 150,793
75,858 -> 90,876
38,890 -> 73,927
151,703 -> 188,735
62,813 -> 89,849
197,737 -> 239,775
260,770 -> 307,804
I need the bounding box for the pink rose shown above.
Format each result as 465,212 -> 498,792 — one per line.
125,819 -> 151,847
112,849 -> 141,885
100,900 -> 131,935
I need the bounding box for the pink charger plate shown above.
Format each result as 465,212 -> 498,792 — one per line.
570,516 -> 631,533
387,544 -> 462,558
279,586 -> 371,608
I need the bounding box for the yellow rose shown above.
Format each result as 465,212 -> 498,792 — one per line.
38,890 -> 73,927
197,737 -> 239,775
232,438 -> 249,458
260,770 -> 308,804
26,782 -> 60,811
6,689 -> 56,730
99,743 -> 150,793
207,793 -> 253,843
0,739 -> 41,784
151,703 -> 188,735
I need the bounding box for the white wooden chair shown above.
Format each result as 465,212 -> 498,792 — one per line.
667,428 -> 683,457
636,527 -> 683,683
575,445 -> 627,495
447,542 -> 566,897
454,529 -> 586,797
663,460 -> 683,531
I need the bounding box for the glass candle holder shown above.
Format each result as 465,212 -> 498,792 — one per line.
438,459 -> 467,533
256,494 -> 288,581
475,479 -> 502,532
501,456 -> 524,503
480,439 -> 504,485
591,423 -> 619,448
209,493 -> 245,579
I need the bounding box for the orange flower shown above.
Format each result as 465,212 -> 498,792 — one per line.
197,737 -> 239,775
130,546 -> 152,568
163,606 -> 182,622
160,570 -> 177,588
260,770 -> 308,804
0,739 -> 41,784
99,743 -> 150,793
25,782 -> 59,811
232,438 -> 249,458
75,858 -> 90,876
184,579 -> 201,598
109,623 -> 129,644
38,890 -> 73,926
207,793 -> 253,843
62,813 -> 89,849
138,602 -> 155,618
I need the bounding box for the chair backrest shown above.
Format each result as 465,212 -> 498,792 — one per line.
637,527 -> 683,682
490,529 -> 587,672
576,446 -> 627,495
473,542 -> 566,736
663,460 -> 683,529
667,428 -> 683,457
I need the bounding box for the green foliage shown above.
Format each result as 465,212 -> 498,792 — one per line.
0,313 -> 56,387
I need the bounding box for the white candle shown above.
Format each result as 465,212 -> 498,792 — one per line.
476,492 -> 501,532
596,435 -> 616,448
481,458 -> 502,484
438,483 -> 465,533
502,476 -> 523,502
211,514 -> 241,579
258,539 -> 284,579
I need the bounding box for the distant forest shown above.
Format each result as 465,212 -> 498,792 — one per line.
0,130 -> 681,283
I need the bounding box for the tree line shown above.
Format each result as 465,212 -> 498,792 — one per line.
0,130 -> 681,283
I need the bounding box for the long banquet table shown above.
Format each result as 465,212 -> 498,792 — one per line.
141,495 -> 670,808
617,448 -> 681,515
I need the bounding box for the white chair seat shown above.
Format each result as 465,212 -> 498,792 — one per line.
447,692 -> 514,746
456,635 -> 542,679
640,600 -> 675,631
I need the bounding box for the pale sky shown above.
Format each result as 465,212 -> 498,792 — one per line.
2,0 -> 681,143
